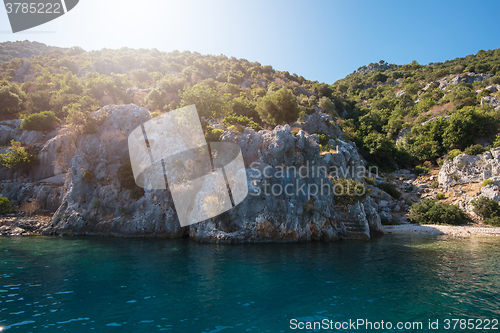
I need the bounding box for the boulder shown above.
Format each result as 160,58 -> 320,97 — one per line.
481,96 -> 500,110
395,127 -> 411,145
486,85 -> 498,93
480,185 -> 500,202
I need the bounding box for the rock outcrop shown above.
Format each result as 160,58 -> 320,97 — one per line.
481,96 -> 500,110
44,105 -> 186,237
438,148 -> 500,188
437,72 -> 493,90
191,124 -> 382,242
395,127 -> 411,146
1,105 -> 383,241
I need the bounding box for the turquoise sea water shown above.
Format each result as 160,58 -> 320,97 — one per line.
0,235 -> 499,332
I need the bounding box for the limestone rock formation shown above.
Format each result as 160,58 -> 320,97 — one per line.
438,148 -> 500,188
191,123 -> 381,242
1,105 -> 383,241
437,72 -> 493,90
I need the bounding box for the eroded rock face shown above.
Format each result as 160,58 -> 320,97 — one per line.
191,124 -> 381,242
0,120 -> 71,205
44,105 -> 187,237
438,148 -> 500,188
2,105 -> 382,241
300,112 -> 344,138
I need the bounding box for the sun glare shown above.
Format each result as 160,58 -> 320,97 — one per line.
92,0 -> 188,48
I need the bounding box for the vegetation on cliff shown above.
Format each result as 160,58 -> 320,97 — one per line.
1,41 -> 499,173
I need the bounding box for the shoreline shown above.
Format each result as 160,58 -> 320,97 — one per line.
2,215 -> 500,239
383,224 -> 500,237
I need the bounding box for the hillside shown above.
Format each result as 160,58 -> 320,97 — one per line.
332,50 -> 500,169
1,41 -> 500,237
1,42 -> 499,169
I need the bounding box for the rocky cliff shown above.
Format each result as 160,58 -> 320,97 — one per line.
438,148 -> 500,215
1,105 -> 385,241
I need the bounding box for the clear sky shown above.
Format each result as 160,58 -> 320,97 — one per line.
1,0 -> 499,83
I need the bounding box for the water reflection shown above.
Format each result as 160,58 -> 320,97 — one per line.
0,235 -> 499,332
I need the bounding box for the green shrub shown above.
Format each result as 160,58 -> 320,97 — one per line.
464,144 -> 486,156
67,107 -> 103,135
318,96 -> 335,112
362,132 -> 397,169
82,117 -> 100,134
227,124 -> 244,133
408,199 -> 469,225
478,89 -> 491,99
150,111 -> 161,118
0,80 -> 25,119
414,165 -> 431,175
446,149 -> 462,160
0,140 -> 38,171
493,134 -> 500,148
0,196 -> 14,214
472,197 -> 500,220
20,111 -> 60,132
402,107 -> 498,162
484,216 -> 500,227
364,177 -> 375,185
308,95 -> 318,106
436,193 -> 446,200
482,179 -> 494,187
300,106 -> 316,116
231,96 -> 260,121
431,180 -> 440,188
313,130 -> 334,146
223,114 -> 262,132
319,144 -> 336,153
332,178 -> 370,206
256,87 -> 300,125
180,84 -> 231,119
376,182 -> 401,199
117,162 -> 144,200
204,126 -> 225,142
91,199 -> 101,206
